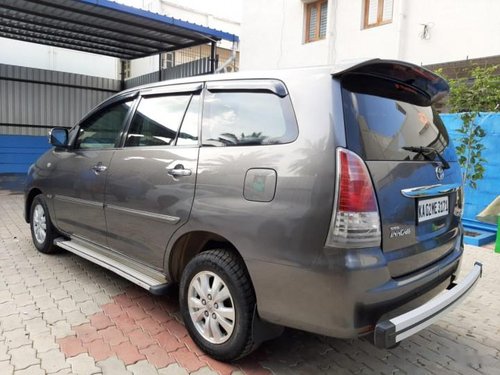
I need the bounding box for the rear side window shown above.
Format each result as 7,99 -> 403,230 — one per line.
341,75 -> 455,161
176,95 -> 200,146
201,91 -> 297,146
126,95 -> 191,147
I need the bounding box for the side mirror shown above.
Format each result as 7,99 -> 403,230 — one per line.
49,127 -> 69,148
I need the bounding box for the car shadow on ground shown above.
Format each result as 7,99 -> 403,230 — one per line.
60,251 -> 498,375
0,173 -> 26,196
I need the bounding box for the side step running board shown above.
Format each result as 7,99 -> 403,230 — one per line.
54,238 -> 172,295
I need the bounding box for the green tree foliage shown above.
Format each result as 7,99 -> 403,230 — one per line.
437,66 -> 500,189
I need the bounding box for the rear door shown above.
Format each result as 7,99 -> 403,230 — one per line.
337,61 -> 463,278
104,84 -> 201,269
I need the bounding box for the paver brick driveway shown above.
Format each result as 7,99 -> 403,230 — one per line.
1,190 -> 499,374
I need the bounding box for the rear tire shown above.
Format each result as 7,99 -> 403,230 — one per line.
180,249 -> 257,361
30,195 -> 59,254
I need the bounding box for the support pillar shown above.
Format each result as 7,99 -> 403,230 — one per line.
158,53 -> 162,82
210,41 -> 216,74
119,59 -> 126,91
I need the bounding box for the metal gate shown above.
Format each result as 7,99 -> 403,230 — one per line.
125,57 -> 213,89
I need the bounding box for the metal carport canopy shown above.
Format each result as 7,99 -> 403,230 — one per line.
0,0 -> 239,59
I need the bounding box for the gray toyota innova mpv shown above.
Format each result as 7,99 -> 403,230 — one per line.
25,59 -> 482,361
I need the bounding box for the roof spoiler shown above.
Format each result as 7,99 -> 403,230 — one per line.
332,59 -> 449,105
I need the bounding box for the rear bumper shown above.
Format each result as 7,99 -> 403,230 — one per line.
374,261 -> 482,348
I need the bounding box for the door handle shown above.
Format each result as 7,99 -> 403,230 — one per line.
91,163 -> 108,174
167,164 -> 192,177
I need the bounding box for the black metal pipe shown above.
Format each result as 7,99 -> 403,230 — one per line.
0,123 -> 71,129
120,60 -> 126,91
0,76 -> 119,93
210,41 -> 216,73
159,53 -> 162,82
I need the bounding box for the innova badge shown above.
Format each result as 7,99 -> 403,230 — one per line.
435,165 -> 445,180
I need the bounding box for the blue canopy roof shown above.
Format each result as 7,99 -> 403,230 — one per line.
0,0 -> 239,59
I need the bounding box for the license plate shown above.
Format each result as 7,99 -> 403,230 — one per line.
417,196 -> 449,223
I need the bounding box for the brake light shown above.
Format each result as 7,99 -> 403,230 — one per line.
326,148 -> 381,248
337,151 -> 377,212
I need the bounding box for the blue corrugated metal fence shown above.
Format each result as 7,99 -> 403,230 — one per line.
442,112 -> 500,220
0,135 -> 51,173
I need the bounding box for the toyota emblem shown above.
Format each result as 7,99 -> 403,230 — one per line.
435,165 -> 445,180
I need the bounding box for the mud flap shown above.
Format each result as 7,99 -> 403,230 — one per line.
251,306 -> 284,346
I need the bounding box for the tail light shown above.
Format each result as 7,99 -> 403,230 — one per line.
325,148 -> 381,248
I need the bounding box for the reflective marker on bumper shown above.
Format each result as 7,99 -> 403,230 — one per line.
374,262 -> 483,348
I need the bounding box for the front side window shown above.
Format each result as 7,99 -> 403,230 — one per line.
364,0 -> 393,28
76,101 -> 132,150
125,94 -> 191,147
305,0 -> 328,43
201,91 -> 297,147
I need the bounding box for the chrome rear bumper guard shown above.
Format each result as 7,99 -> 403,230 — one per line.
374,261 -> 482,348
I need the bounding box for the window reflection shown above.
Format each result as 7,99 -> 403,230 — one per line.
201,92 -> 297,147
343,89 -> 451,161
176,95 -> 200,146
126,95 -> 191,147
77,101 -> 132,149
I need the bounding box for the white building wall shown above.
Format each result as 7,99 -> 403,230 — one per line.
123,0 -> 241,77
332,0 -> 400,63
240,0 -> 500,70
399,0 -> 500,65
140,0 -> 240,36
240,0 -> 331,70
0,37 -> 120,79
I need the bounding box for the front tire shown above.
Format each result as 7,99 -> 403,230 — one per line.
180,249 -> 257,361
30,195 -> 59,254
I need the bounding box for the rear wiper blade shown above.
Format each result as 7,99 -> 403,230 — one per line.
402,146 -> 450,169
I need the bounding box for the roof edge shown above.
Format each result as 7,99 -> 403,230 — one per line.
78,0 -> 239,43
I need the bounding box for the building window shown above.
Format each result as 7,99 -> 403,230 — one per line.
161,52 -> 175,69
305,1 -> 328,43
364,0 -> 393,28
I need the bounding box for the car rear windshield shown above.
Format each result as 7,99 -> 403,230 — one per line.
341,74 -> 456,162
